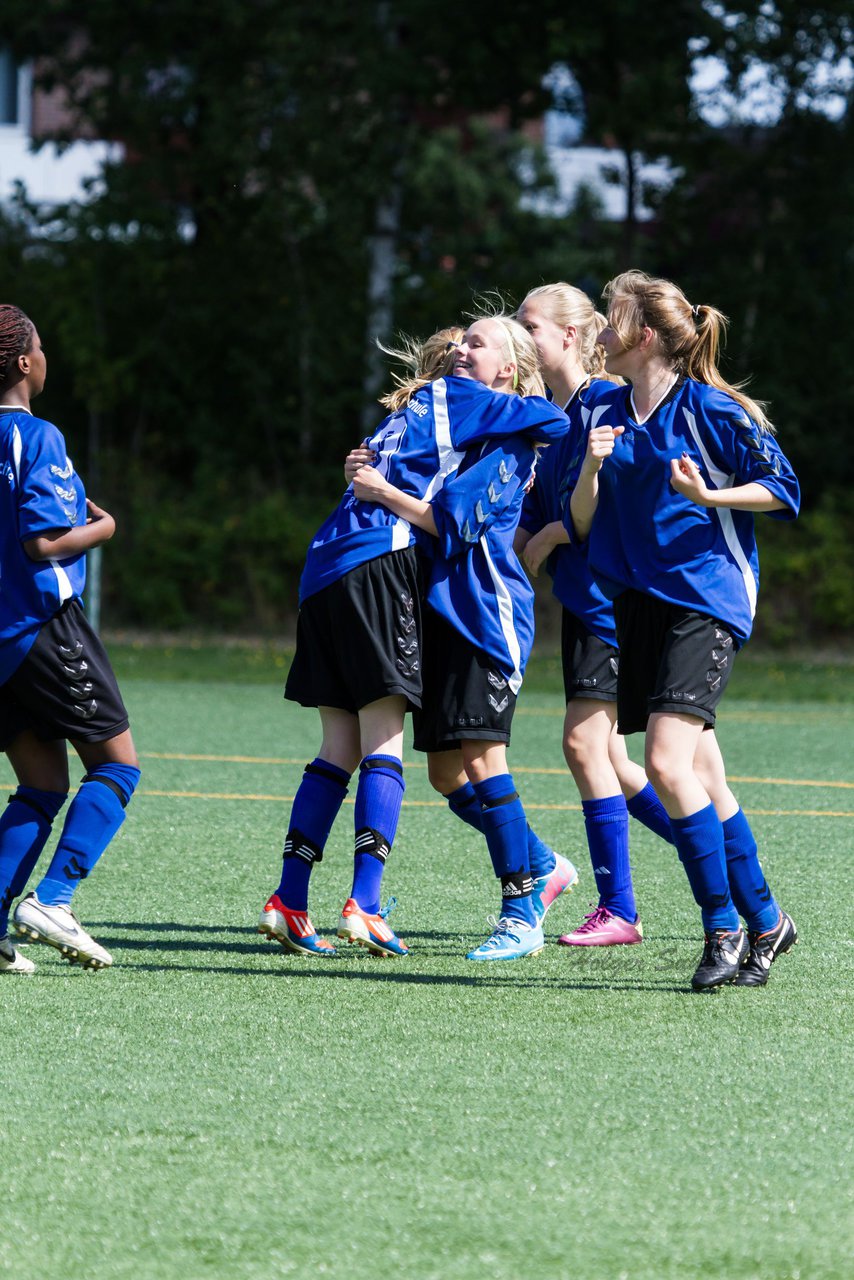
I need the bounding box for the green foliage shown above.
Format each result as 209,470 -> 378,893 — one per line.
0,3 -> 850,639
753,494 -> 854,646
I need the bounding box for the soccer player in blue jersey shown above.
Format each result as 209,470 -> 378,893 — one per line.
352,314 -> 573,961
259,322 -> 569,959
570,270 -> 800,991
0,305 -> 140,974
514,281 -> 676,948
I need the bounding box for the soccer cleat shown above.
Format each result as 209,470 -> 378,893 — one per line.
13,893 -> 112,970
530,853 -> 580,923
337,897 -> 409,957
466,916 -> 545,962
557,905 -> 643,947
0,935 -> 35,974
258,894 -> 337,957
734,911 -> 798,987
691,926 -> 749,992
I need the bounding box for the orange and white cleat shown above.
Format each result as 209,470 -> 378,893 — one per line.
337,897 -> 409,957
258,895 -> 337,957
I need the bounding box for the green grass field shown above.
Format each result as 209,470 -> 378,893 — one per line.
2,649 -> 852,1279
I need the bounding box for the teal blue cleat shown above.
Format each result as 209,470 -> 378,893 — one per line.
466,917 -> 545,962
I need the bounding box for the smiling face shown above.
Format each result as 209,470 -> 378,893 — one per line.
453,319 -> 515,391
516,298 -> 571,376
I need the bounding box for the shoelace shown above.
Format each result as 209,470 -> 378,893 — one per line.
577,905 -> 610,932
379,896 -> 397,920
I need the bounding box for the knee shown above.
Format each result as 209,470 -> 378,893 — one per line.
83,762 -> 141,809
563,722 -> 597,778
644,745 -> 683,798
427,756 -> 463,796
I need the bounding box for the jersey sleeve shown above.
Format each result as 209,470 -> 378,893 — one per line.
16,420 -> 82,540
704,407 -> 800,520
443,378 -> 570,449
430,439 -> 528,559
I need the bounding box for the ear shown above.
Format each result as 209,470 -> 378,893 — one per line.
564,325 -> 578,348
639,325 -> 656,351
17,353 -> 30,375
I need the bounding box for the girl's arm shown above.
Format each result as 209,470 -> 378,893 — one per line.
519,520 -> 569,578
24,499 -> 116,561
351,466 -> 438,536
670,455 -> 787,512
569,425 -> 624,541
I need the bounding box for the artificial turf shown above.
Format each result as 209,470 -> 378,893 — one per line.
1,661 -> 851,1279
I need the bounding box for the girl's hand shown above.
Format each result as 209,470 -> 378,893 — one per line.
670,453 -> 710,505
85,499 -> 116,536
521,528 -> 555,578
583,424 -> 624,472
352,464 -> 394,503
345,446 -> 376,483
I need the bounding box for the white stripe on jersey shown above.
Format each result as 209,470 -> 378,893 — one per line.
480,535 -> 524,695
49,560 -> 74,604
682,407 -> 757,618
422,379 -> 464,500
12,424 -> 22,478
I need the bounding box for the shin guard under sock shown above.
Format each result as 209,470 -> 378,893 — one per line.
350,755 -> 405,914
582,794 -> 635,922
722,807 -> 779,933
671,803 -> 739,933
277,759 -> 351,911
36,765 -> 140,908
0,787 -> 67,935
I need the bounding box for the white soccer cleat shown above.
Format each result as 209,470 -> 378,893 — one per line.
0,937 -> 36,974
13,894 -> 113,970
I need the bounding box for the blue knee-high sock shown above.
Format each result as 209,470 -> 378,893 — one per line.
276,759 -> 351,910
350,755 -> 405,914
448,781 -> 555,879
626,782 -> 674,844
582,794 -> 635,922
36,764 -> 140,908
473,773 -> 535,927
722,807 -> 779,933
0,787 -> 67,935
671,803 -> 739,933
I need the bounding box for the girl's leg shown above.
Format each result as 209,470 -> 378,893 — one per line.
646,711 -> 746,990
31,729 -> 140,909
13,729 -> 140,970
431,749 -> 574,914
559,701 -> 640,942
694,731 -> 781,936
461,741 -> 544,961
267,707 -> 359,919
0,734 -> 69,972
612,728 -> 673,844
337,696 -> 409,956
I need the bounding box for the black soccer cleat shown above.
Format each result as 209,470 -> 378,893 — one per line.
734,911 -> 798,987
691,926 -> 749,992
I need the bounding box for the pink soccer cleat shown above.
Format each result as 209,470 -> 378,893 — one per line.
558,905 -> 643,947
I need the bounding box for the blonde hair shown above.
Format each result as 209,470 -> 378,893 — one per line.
519,282 -> 618,382
465,307 -> 546,398
604,270 -> 773,432
377,326 -> 464,411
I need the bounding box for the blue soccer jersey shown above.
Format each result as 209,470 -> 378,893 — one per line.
298,377 -> 569,602
519,379 -> 618,646
0,407 -> 87,682
578,378 -> 800,645
426,433 -> 546,693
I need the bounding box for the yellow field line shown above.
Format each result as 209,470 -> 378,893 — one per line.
132,789 -> 853,818
136,751 -> 853,791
